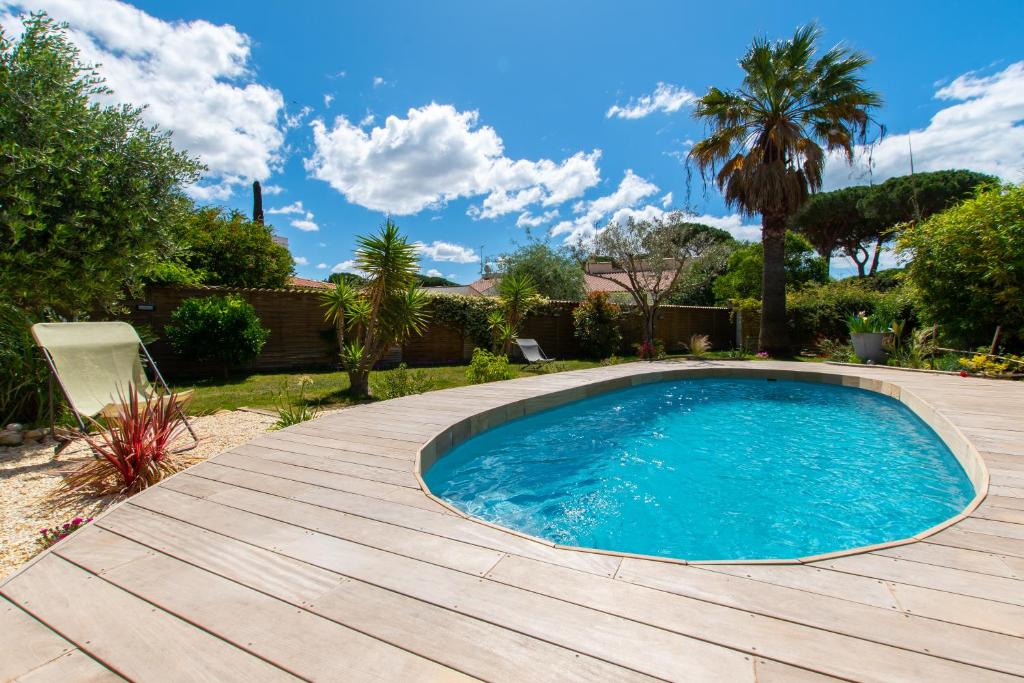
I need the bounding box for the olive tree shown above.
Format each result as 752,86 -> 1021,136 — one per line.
575,212 -> 721,353
0,14 -> 202,316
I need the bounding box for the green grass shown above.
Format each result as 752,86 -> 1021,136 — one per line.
172,358 -> 613,414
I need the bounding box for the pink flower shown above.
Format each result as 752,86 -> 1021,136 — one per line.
72,517 -> 83,525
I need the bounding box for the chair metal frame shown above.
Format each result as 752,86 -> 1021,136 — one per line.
39,337 -> 199,455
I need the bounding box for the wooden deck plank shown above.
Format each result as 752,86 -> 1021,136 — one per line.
158,477 -> 506,576
97,505 -> 655,683
873,542 -> 1021,579
210,450 -> 445,512
614,557 -> 1024,675
228,443 -> 420,487
181,467 -> 622,576
2,554 -> 297,682
54,528 -> 474,682
248,428 -> 419,460
696,562 -> 1024,636
487,555 -> 1017,681
0,597 -> 115,682
119,489 -> 758,681
246,436 -> 415,469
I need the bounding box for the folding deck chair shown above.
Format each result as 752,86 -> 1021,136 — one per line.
31,321 -> 198,454
515,338 -> 556,367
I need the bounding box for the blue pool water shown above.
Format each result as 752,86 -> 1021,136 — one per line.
424,378 -> 975,560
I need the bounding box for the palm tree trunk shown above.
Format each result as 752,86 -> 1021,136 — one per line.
759,213 -> 790,355
349,369 -> 370,398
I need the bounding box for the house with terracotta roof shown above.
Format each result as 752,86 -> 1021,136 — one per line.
289,276 -> 332,290
425,261 -> 674,301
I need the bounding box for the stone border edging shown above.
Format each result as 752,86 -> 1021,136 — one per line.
414,363 -> 989,566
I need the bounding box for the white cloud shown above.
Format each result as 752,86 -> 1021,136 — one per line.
359,111 -> 375,127
290,218 -> 319,232
0,0 -> 289,199
826,61 -> 1024,188
316,262 -> 328,269
267,201 -> 306,215
262,184 -> 284,195
550,170 -> 659,243
661,192 -> 673,208
323,94 -> 334,108
447,273 -> 457,280
285,105 -> 312,129
423,268 -> 444,278
606,82 -> 697,119
372,75 -> 386,87
516,208 -> 560,228
305,103 -> 601,215
293,256 -> 309,266
331,260 -> 360,274
415,240 -> 478,263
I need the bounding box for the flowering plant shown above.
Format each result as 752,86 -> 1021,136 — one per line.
756,351 -> 770,359
38,517 -> 93,549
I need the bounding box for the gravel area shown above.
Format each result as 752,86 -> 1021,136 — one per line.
0,409 -> 279,581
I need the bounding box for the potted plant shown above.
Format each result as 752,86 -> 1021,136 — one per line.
848,312 -> 888,363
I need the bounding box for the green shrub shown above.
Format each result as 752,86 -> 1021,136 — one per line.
898,184 -> 1024,347
370,363 -> 436,399
786,279 -> 885,347
572,292 -> 622,359
429,295 -> 500,347
166,295 -> 269,374
0,304 -> 51,426
466,348 -> 517,384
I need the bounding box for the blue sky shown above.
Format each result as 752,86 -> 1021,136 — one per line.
3,1 -> 1023,281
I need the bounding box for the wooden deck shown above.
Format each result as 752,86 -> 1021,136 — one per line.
3,360 -> 1023,682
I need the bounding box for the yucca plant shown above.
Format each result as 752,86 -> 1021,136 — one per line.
62,384 -> 188,498
321,220 -> 431,397
492,272 -> 541,354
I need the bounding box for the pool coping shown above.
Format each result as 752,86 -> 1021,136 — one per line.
414,364 -> 990,566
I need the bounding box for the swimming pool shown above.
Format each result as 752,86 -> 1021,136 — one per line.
423,378 -> 976,561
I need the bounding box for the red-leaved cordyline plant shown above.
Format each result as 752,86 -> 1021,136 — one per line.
63,383 -> 188,498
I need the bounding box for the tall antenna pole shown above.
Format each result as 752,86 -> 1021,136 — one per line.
908,135 -> 922,221
479,245 -> 485,277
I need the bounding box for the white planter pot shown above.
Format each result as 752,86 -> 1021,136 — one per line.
851,332 -> 887,364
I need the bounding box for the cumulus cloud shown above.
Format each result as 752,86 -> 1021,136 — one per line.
551,170 -> 659,243
661,192 -> 673,208
290,219 -> 319,232
262,184 -> 284,195
359,111 -> 375,127
372,75 -> 386,87
415,240 -> 478,263
323,94 -> 334,108
0,0 -> 289,199
826,61 -> 1024,188
516,208 -> 560,228
423,268 -> 444,278
293,256 -> 309,266
606,82 -> 697,119
267,201 -> 306,215
316,262 -> 327,269
331,260 -> 360,274
305,103 -> 601,215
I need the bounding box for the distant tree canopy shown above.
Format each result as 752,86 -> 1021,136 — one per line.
497,241 -> 585,300
327,272 -> 367,287
713,232 -> 828,303
666,224 -> 738,306
791,170 -> 998,277
415,273 -> 459,287
152,207 -> 294,289
0,14 -> 202,315
898,183 -> 1024,347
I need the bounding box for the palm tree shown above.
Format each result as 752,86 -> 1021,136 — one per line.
689,23 -> 881,354
321,220 -> 430,397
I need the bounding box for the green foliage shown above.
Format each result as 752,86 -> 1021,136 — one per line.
493,272 -> 542,353
898,184 -> 1024,346
860,169 -> 998,227
712,232 -> 828,302
498,240 -> 585,300
0,15 -> 202,316
572,292 -> 622,359
270,375 -> 320,429
790,185 -> 876,262
154,207 -> 294,288
847,313 -> 886,334
958,353 -> 1024,376
415,273 -> 459,287
370,363 -> 437,400
166,295 -> 269,370
784,278 -> 915,348
320,220 -> 431,397
0,303 -> 52,425
466,348 -> 517,384
428,294 -> 500,347
816,339 -> 856,363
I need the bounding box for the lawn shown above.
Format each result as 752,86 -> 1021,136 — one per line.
172,358 -> 613,414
